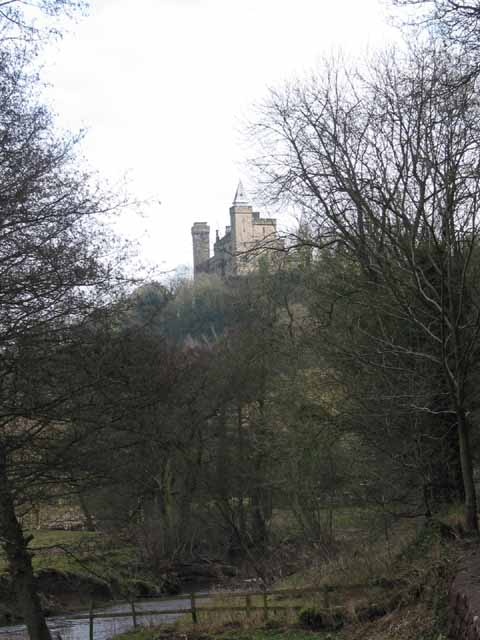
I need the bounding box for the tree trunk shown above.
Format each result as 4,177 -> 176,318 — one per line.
250,488 -> 268,550
237,406 -> 247,542
428,392 -> 465,505
0,450 -> 51,640
457,408 -> 478,532
442,414 -> 465,503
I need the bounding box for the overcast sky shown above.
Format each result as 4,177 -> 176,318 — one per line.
41,0 -> 398,278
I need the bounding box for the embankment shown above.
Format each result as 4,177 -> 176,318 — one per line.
449,550 -> 480,640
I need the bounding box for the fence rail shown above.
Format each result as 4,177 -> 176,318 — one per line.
76,582 -> 379,639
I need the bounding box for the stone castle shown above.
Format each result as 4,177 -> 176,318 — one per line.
191,181 -> 280,278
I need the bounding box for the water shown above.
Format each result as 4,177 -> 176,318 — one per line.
0,593 -> 209,640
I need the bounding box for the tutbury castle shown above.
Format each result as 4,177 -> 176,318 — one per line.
191,181 -> 280,279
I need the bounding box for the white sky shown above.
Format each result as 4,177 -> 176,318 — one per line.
41,0 -> 398,278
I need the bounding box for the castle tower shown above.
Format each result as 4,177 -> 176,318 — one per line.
191,222 -> 210,277
230,181 -> 254,274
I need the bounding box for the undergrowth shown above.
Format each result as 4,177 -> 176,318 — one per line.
114,513 -> 467,640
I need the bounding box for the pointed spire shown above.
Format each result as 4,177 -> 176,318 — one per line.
233,180 -> 249,205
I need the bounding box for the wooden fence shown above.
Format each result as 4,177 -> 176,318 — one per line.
71,582 -> 375,639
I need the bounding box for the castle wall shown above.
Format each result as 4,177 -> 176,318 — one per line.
252,215 -> 276,243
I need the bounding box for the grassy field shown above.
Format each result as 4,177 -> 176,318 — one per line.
0,529 -> 140,584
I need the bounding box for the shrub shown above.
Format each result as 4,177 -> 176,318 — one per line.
298,607 -> 325,630
299,606 -> 345,631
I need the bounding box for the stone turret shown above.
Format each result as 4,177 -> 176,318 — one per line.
191,222 -> 210,277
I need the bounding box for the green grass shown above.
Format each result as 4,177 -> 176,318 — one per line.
0,529 -> 139,583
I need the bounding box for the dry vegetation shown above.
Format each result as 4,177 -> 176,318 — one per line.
115,509 -> 468,640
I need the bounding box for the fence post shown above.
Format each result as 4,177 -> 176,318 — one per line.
263,592 -> 268,621
131,600 -> 137,628
323,585 -> 330,611
190,592 -> 197,625
89,600 -> 94,640
245,594 -> 252,619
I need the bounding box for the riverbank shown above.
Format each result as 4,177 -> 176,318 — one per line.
0,526 -> 240,632
0,568 -> 117,626
0,526 -> 235,624
0,592 -> 208,640
113,519 -> 467,640
0,515 -> 465,638
0,529 -> 173,624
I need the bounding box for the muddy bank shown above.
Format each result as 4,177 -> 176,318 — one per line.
0,570 -> 114,625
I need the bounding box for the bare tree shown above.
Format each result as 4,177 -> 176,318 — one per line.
251,45 -> 480,531
393,1 -> 480,61
0,35 -> 131,637
0,0 -> 87,42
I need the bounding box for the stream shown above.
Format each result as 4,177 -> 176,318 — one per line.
0,593 -> 210,640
